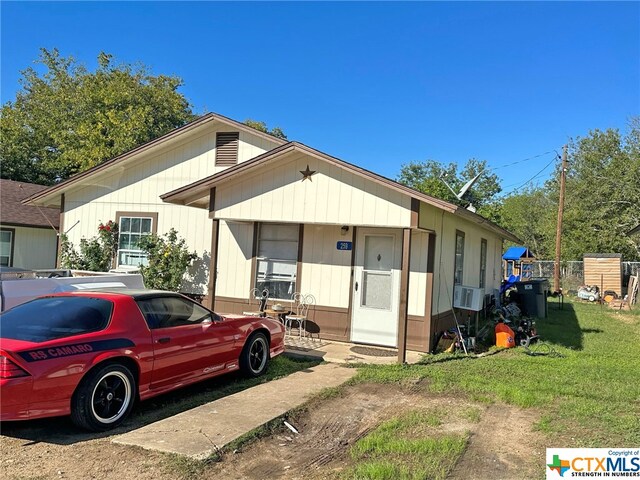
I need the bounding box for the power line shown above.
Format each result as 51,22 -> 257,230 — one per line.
500,155 -> 560,193
483,149 -> 557,173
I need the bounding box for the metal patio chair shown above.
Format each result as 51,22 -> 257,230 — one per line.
285,293 -> 315,338
243,288 -> 269,317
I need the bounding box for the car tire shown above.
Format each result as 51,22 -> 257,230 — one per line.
71,363 -> 136,432
240,332 -> 270,378
589,295 -> 595,302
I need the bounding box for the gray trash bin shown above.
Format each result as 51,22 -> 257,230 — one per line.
514,279 -> 549,318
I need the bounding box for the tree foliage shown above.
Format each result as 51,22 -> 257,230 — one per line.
558,123 -> 639,260
243,119 -> 287,140
397,158 -> 502,214
492,120 -> 640,260
1,49 -> 194,184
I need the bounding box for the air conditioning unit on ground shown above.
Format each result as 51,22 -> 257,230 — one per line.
453,285 -> 485,311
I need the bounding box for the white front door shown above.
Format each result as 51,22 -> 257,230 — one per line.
351,228 -> 402,347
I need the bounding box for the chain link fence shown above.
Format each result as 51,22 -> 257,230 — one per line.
530,260 -> 640,292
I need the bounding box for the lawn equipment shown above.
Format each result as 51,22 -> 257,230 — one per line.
577,285 -> 600,302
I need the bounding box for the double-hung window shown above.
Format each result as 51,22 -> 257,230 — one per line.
454,230 -> 465,286
117,213 -> 156,267
0,229 -> 14,267
255,223 -> 299,299
479,239 -> 487,289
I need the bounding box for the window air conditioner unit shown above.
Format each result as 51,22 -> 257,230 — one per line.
453,285 -> 485,311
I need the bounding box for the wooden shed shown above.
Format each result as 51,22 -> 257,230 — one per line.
583,253 -> 622,296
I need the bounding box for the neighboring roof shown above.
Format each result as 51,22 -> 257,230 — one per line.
502,246 -> 535,261
162,141 -> 521,242
0,179 -> 60,229
583,253 -> 622,258
23,112 -> 287,208
627,225 -> 640,236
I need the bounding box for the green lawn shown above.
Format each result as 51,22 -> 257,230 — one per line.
349,299 -> 640,477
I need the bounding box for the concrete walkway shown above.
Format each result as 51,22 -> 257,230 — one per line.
112,363 -> 356,459
284,337 -> 424,365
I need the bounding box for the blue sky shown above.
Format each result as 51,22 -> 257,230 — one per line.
2,1 -> 638,194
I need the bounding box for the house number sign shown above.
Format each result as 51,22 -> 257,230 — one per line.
336,241 -> 352,251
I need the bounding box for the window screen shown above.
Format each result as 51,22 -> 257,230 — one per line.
255,223 -> 299,299
454,231 -> 465,286
0,229 -> 13,267
479,239 -> 487,289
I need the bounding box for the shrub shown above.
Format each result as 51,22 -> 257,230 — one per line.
60,220 -> 118,271
138,229 -> 197,291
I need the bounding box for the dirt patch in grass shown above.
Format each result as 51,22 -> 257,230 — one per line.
448,404 -> 544,480
203,382 -> 545,480
1,382 -> 545,480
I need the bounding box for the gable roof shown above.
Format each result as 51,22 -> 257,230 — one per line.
503,246 -> 535,261
23,112 -> 287,208
161,141 -> 520,242
0,179 -> 60,229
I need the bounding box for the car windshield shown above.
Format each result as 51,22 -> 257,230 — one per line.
0,296 -> 113,342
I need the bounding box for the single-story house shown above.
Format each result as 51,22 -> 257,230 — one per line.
26,112 -> 518,352
0,179 -> 59,269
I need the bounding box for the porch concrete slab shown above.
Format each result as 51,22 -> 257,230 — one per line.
112,363 -> 356,459
284,338 -> 424,365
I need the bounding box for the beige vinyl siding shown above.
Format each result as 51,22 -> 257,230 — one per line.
9,226 -> 57,269
408,230 -> 429,317
60,124 -> 279,294
300,225 -> 352,308
419,203 -> 503,315
215,155 -> 413,227
215,221 -> 254,299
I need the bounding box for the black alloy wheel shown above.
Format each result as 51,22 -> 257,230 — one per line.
240,332 -> 270,377
71,363 -> 136,431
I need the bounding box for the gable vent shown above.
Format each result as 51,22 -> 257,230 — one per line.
215,132 -> 240,166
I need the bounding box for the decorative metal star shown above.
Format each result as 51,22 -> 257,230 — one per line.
299,164 -> 316,182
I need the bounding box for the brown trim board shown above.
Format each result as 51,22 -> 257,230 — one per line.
206,219 -> 220,310
213,296 -> 351,343
346,226 -> 357,341
397,228 -> 411,363
296,224 -> 304,292
56,194 -> 65,268
250,222 -> 259,293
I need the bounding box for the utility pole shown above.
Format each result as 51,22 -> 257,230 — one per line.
554,145 -> 568,294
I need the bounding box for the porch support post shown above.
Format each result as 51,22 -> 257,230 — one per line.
397,227 -> 412,364
56,193 -> 65,268
206,188 -> 218,310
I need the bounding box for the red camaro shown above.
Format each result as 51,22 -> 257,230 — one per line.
0,289 -> 285,431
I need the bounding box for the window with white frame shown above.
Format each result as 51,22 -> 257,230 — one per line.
0,229 -> 14,267
117,215 -> 154,267
255,223 -> 299,300
454,230 -> 465,286
479,238 -> 487,289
